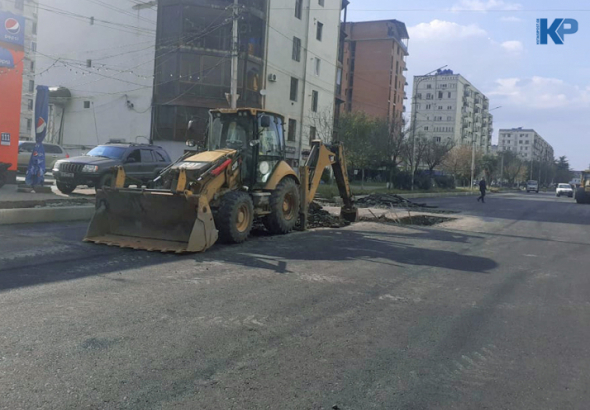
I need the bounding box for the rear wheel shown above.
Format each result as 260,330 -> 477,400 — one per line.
264,178 -> 300,235
56,181 -> 76,194
215,191 -> 254,244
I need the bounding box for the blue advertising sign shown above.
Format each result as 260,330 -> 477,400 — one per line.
25,86 -> 50,186
537,18 -> 579,45
0,46 -> 14,68
0,11 -> 25,49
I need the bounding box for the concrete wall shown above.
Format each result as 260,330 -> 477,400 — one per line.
35,0 -> 156,153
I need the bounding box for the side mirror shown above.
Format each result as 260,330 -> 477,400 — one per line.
249,139 -> 260,147
186,140 -> 197,148
260,115 -> 271,128
125,157 -> 136,164
188,119 -> 198,133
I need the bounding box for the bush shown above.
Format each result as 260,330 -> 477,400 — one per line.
434,175 -> 455,189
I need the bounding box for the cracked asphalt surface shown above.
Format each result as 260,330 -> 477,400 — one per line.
1,191 -> 590,409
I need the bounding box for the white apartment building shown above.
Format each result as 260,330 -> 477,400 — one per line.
411,69 -> 493,154
497,128 -> 554,162
264,0 -> 343,166
0,0 -> 38,141
35,0 -> 156,155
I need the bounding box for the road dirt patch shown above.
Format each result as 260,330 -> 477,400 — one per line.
359,213 -> 454,226
0,198 -> 94,210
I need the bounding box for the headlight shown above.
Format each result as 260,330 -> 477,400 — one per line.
259,161 -> 270,175
82,165 -> 99,173
53,161 -> 62,172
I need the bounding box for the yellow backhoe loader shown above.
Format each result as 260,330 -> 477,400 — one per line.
84,108 -> 357,253
575,170 -> 590,204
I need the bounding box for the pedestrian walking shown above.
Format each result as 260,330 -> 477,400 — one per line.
477,178 -> 487,203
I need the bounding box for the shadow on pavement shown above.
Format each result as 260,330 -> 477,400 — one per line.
203,228 -> 497,275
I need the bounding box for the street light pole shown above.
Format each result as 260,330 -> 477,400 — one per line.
410,65 -> 447,191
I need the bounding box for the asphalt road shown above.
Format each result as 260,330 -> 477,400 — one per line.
1,191 -> 590,409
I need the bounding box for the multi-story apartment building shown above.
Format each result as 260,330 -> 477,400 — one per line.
153,0 -> 345,164
35,0 -> 156,156
1,0 -> 38,142
497,128 -> 554,162
411,69 -> 493,153
339,19 -> 409,123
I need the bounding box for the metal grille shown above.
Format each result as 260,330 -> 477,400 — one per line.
60,163 -> 84,173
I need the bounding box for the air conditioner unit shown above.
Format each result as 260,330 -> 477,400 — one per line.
268,73 -> 277,82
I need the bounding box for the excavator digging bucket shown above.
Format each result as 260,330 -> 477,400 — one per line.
84,189 -> 218,253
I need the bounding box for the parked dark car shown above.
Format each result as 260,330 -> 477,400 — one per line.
52,143 -> 171,194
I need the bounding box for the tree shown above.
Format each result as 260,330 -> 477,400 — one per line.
371,116 -> 408,187
501,150 -> 525,186
337,112 -> 379,187
481,154 -> 499,183
423,137 -> 455,174
442,145 -> 478,186
554,155 -> 572,183
402,132 -> 429,175
307,106 -> 335,143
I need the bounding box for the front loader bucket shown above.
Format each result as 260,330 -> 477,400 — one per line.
84,189 -> 218,253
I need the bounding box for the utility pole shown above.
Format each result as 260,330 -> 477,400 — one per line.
499,153 -> 504,186
470,137 -> 476,190
227,0 -> 240,109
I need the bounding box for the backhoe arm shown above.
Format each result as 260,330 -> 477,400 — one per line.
302,140 -> 358,225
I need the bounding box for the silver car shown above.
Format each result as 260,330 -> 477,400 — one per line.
18,141 -> 69,173
556,183 -> 574,197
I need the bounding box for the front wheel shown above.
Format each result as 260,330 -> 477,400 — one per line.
56,181 -> 76,194
264,178 -> 301,235
215,191 -> 254,244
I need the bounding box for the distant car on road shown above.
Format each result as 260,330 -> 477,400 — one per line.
556,183 -> 574,197
52,143 -> 171,194
18,141 -> 69,173
526,180 -> 539,193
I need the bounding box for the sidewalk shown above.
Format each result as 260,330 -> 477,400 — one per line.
0,184 -> 95,225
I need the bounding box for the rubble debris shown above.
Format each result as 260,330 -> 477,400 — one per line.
356,193 -> 437,209
304,201 -> 351,229
0,198 -> 94,210
359,214 -> 452,226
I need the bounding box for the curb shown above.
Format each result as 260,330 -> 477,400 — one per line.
0,206 -> 95,225
396,191 -> 479,199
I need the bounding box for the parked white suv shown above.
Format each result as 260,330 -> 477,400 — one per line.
556,183 -> 574,197
526,180 -> 539,193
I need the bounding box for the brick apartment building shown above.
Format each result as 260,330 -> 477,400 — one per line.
338,19 -> 409,123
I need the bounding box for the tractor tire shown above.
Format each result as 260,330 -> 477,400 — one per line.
264,178 -> 300,235
96,173 -> 114,191
0,174 -> 6,189
215,191 -> 254,244
56,181 -> 76,194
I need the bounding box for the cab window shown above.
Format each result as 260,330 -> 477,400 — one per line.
258,115 -> 282,157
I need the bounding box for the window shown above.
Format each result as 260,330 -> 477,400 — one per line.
27,99 -> 33,111
426,93 -> 432,100
292,37 -> 301,61
417,93 -> 422,99
140,149 -> 154,163
314,58 -> 321,76
15,0 -> 24,10
31,42 -> 37,52
311,90 -> 319,112
435,136 -> 441,143
127,150 -> 141,163
438,106 -> 443,110
448,92 -> 451,98
426,84 -> 432,89
426,104 -> 431,109
290,77 -> 298,101
28,80 -> 34,92
424,126 -> 429,131
288,119 -> 297,141
45,145 -> 63,154
32,22 -> 37,35
319,0 -> 324,6
447,116 -> 452,121
519,140 -> 523,144
155,151 -> 167,162
295,0 -> 302,19
438,91 -> 443,99
84,101 -> 91,109
90,16 -> 95,25
309,126 -> 317,143
26,119 -> 32,131
30,61 -> 34,71
86,59 -> 92,68
440,84 -> 447,89
316,22 -> 323,41
525,140 -> 529,144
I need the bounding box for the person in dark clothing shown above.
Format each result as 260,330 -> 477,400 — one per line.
477,178 -> 487,203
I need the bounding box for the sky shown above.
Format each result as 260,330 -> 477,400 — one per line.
346,0 -> 590,170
